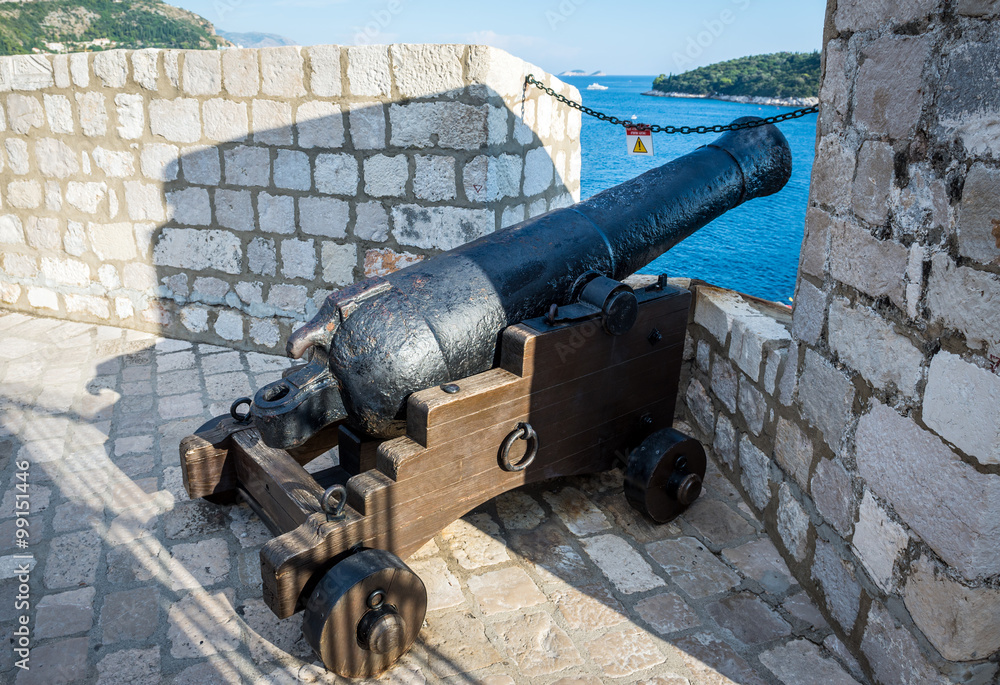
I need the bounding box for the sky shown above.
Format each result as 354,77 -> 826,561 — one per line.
172,0 -> 827,75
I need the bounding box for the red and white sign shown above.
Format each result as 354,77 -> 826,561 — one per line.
626,127 -> 654,156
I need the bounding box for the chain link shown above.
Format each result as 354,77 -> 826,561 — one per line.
524,74 -> 819,135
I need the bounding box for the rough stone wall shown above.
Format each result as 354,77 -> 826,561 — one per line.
677,2 -> 1000,684
0,45 -> 581,351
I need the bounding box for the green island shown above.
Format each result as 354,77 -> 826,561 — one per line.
0,0 -> 225,55
652,52 -> 821,100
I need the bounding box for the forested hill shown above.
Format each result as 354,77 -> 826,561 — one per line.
652,52 -> 821,99
0,0 -> 228,55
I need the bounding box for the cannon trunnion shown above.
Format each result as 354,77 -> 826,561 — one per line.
178,120 -> 793,678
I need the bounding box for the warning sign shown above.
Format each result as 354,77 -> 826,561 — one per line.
626,126 -> 654,156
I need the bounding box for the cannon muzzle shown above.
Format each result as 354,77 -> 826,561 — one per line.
251,118 -> 792,447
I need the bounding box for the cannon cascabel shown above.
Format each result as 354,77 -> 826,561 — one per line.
250,118 -> 793,448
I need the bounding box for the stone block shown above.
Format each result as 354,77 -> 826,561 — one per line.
777,483 -> 809,561
124,181 -> 165,222
7,94 -> 43,134
349,103 -> 385,149
393,205 -> 494,251
730,310 -> 791,382
41,257 -> 90,287
713,413 -> 737,466
852,490 -> 907,592
131,49 -> 159,90
923,350 -> 1000,465
694,286 -> 758,346
829,221 -> 907,309
791,279 -> 825,346
167,589 -> 240,658
6,139 -> 28,174
76,91 -> 108,137
27,287 -> 58,310
523,146 -> 555,196
224,145 -> 269,187
273,149 -> 310,191
797,349 -> 854,450
467,44 -> 528,98
140,143 -> 179,180
737,377 -> 765,436
355,202 -> 389,242
939,36 -> 1000,158
43,94 -> 73,133
307,45 -> 341,96
810,135 -> 856,208
248,237 -> 276,276
153,228 -> 242,275
65,181 -> 106,214
252,100 -> 293,145
181,145 -> 221,185
149,98 -> 200,143
856,401 -> 1000,580
852,141 -> 894,226
3,253 -> 36,278
222,49 -> 258,96
828,298 -> 923,397
115,93 -> 144,139
260,46 -> 305,97
835,0 -> 938,31
315,153 -> 359,195
706,592 -> 790,645
166,187 -> 211,226
258,192 -> 295,234
88,222 -> 136,261
391,44 -> 465,98
280,238 -> 316,280
347,45 -> 391,97
35,587 -> 95,639
467,566 -> 546,615
464,154 -> 522,202
214,310 -> 243,341
926,253 -> 1000,351
92,147 -> 133,178
299,196 -> 349,238
297,101 -> 343,148
24,216 -> 60,250
811,458 -> 853,536
182,50 -> 221,95
956,164 -> 1000,265
904,555 -> 1000,661
760,640 -> 860,685
7,179 -> 41,209
390,101 -> 489,150
212,191 -> 251,233
321,242 -> 357,286
774,417 -> 813,489
861,601 -> 948,685
739,435 -> 770,511
580,534 -> 665,593
364,154 -> 409,197
812,538 -> 861,632
364,248 -> 424,277
67,52 -> 89,87
93,50 -> 127,88
414,154 -> 457,201
36,138 -> 79,178
711,354 -> 738,414
800,207 -> 832,278
686,378 -> 714,436
647,536 -> 741,598
853,35 -> 931,140
203,98 -> 248,142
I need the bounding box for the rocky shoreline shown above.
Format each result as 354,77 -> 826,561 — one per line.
642,90 -> 819,108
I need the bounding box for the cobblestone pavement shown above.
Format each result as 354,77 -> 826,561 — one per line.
0,311 -> 867,685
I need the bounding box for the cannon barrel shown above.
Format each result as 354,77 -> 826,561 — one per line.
251,118 -> 792,447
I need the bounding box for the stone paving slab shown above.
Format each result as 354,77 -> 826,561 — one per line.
0,311 -> 867,684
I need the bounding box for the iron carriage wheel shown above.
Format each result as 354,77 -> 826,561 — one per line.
624,427 -> 707,523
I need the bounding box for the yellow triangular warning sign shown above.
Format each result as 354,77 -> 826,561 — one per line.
633,137 -> 648,154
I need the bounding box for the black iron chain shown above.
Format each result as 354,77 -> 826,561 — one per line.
523,74 -> 818,135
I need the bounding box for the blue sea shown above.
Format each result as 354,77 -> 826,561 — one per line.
560,75 -> 817,304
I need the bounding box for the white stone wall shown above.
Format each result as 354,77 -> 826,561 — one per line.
0,45 -> 581,350
676,2 -> 1000,683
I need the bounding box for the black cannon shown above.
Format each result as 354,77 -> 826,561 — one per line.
180,118 -> 792,678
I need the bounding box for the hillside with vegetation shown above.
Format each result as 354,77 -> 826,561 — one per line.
652,52 -> 821,99
0,0 -> 228,55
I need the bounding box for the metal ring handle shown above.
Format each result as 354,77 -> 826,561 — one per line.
230,397 -> 252,423
498,422 -> 538,472
321,485 -> 347,521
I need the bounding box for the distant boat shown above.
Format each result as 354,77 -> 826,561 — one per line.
586,82 -> 608,91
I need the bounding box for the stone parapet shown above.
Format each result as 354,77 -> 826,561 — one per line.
0,45 -> 581,351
